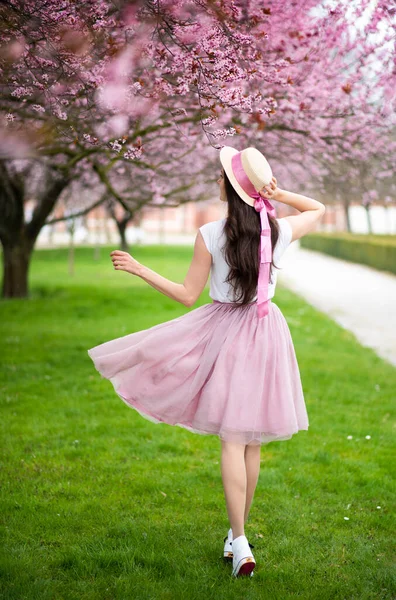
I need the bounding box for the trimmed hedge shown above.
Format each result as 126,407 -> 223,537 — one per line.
300,232 -> 396,275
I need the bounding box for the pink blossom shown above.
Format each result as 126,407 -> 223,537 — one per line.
11,86 -> 34,98
108,140 -> 123,153
124,146 -> 143,160
83,133 -> 98,145
53,108 -> 67,120
210,128 -> 237,140
202,116 -> 218,126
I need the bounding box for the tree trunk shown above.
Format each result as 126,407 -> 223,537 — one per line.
105,199 -> 132,252
0,160 -> 71,299
118,220 -> 129,252
342,197 -> 351,232
365,205 -> 373,234
1,235 -> 33,298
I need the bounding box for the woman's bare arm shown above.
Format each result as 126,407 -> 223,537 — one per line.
261,178 -> 326,242
110,231 -> 211,307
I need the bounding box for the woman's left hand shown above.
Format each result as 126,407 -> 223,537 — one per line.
110,250 -> 143,276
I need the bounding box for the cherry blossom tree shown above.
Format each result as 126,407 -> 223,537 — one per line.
0,0 -> 395,297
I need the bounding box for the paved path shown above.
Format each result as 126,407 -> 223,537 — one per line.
278,242 -> 396,367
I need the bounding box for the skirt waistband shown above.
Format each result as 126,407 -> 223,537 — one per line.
212,299 -> 270,306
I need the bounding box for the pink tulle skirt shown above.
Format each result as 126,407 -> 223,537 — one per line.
87,299 -> 309,446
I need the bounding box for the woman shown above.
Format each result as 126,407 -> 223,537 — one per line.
88,146 -> 326,578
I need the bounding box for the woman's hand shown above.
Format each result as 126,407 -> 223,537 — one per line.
259,175 -> 279,200
110,250 -> 143,276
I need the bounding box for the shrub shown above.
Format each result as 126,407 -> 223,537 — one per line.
300,232 -> 396,275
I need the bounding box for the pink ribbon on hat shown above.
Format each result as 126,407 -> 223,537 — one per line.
231,152 -> 276,318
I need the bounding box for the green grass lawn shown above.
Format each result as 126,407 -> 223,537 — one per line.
1,244 -> 395,600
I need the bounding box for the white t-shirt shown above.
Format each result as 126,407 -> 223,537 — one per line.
198,217 -> 293,303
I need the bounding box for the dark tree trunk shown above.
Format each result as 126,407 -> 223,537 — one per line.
117,220 -> 129,252
0,159 -> 70,299
105,199 -> 132,252
1,233 -> 33,298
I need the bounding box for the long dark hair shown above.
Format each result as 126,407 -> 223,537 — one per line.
221,169 -> 280,305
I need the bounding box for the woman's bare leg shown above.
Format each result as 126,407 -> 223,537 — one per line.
220,440 -> 247,539
244,443 -> 261,523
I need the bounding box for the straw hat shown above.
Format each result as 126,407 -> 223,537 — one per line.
219,146 -> 273,207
